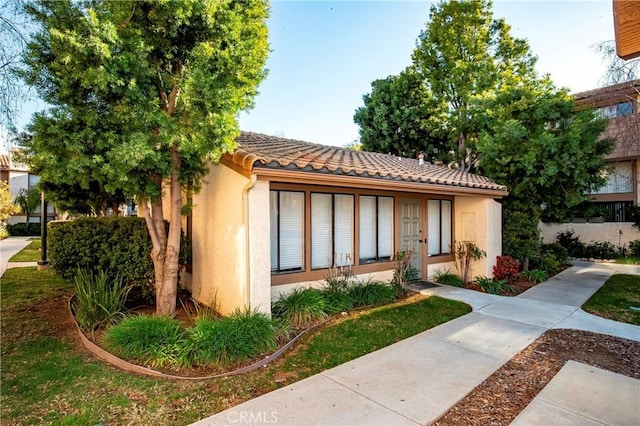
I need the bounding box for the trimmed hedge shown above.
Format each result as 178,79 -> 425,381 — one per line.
49,217 -> 156,288
6,222 -> 41,236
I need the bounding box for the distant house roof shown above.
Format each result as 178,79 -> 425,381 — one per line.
573,79 -> 640,109
225,132 -> 507,196
0,154 -> 9,171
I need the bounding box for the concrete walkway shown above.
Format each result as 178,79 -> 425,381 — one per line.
0,236 -> 34,277
192,261 -> 640,426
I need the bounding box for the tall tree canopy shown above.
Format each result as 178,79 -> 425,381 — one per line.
22,0 -> 269,315
477,77 -> 613,265
355,0 -> 612,267
412,0 -> 536,172
353,67 -> 448,161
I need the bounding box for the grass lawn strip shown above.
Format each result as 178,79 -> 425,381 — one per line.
582,274 -> 640,325
1,267 -> 469,425
7,239 -> 41,262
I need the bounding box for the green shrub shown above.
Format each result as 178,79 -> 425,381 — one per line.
474,276 -> 514,295
183,308 -> 285,366
49,217 -> 187,302
432,268 -> 464,287
348,280 -> 397,307
556,230 -> 586,257
629,240 -> 640,257
320,289 -> 354,314
6,222 -> 41,236
71,269 -> 131,335
541,243 -> 569,265
103,315 -> 187,368
272,287 -> 327,328
519,269 -> 548,284
584,241 -> 618,259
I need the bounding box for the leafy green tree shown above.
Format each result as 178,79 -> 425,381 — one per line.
22,0 -> 269,315
411,0 -> 536,171
0,181 -> 21,222
353,67 -> 448,160
477,78 -> 613,267
13,187 -> 39,226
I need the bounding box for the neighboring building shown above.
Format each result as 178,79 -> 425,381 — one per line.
0,149 -> 55,225
540,79 -> 640,247
182,132 -> 507,314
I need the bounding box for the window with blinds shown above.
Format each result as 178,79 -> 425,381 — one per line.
359,195 -> 394,263
270,190 -> 304,272
428,199 -> 452,256
311,193 -> 354,269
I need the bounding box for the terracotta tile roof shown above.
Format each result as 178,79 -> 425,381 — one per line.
230,132 -> 507,193
0,154 -> 9,170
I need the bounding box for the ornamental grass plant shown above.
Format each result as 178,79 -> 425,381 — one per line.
71,269 -> 131,336
103,315 -> 187,368
272,287 -> 327,328
183,308 -> 287,367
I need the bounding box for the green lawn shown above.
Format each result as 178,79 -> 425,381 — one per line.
0,267 -> 470,425
582,274 -> 640,325
8,239 -> 42,262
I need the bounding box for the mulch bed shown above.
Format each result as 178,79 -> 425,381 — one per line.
434,329 -> 640,425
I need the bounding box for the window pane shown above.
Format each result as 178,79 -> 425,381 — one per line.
311,193 -> 332,269
377,197 -> 394,259
334,194 -> 354,266
279,191 -> 304,271
427,200 -> 441,256
359,196 -> 376,261
269,191 -> 278,272
441,200 -> 452,254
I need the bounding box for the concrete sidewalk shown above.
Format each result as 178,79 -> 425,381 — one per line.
0,236 -> 33,277
192,262 -> 640,426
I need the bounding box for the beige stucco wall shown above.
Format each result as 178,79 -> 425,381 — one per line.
247,179 -> 272,313
426,261 -> 456,280
190,163 -> 251,314
540,222 -> 640,248
454,196 -> 502,279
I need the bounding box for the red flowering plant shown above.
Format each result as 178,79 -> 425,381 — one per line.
493,256 -> 520,282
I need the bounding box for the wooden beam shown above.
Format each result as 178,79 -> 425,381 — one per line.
613,0 -> 640,60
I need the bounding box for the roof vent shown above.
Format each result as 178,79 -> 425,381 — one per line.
418,153 -> 425,166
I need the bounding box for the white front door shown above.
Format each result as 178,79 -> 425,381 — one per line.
400,198 -> 423,277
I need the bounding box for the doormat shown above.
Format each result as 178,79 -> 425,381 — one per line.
409,280 -> 439,290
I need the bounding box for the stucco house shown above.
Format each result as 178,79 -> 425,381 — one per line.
540,79 -> 640,248
182,132 -> 507,314
0,149 -> 55,225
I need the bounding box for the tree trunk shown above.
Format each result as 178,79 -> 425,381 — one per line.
157,145 -> 182,316
143,145 -> 183,316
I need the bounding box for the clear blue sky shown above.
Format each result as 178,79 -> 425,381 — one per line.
8,0 -> 616,151
237,0 -> 615,147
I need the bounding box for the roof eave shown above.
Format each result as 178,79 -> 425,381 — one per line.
251,167 -> 509,198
